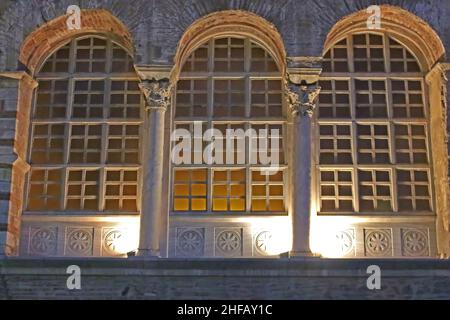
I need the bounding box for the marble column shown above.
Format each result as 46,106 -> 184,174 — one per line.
137,78 -> 172,257
287,81 -> 321,258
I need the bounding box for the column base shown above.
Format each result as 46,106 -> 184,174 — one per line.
134,248 -> 161,259
289,251 -> 321,259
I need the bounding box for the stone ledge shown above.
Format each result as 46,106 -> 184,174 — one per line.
2,257 -> 450,273
1,258 -> 450,300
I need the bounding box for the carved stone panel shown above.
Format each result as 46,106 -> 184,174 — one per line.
401,228 -> 430,257
334,229 -> 355,257
364,228 -> 393,257
28,227 -> 57,256
214,228 -> 243,257
175,227 -> 205,257
65,227 -> 94,256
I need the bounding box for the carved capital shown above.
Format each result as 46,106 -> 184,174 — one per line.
286,81 -> 321,117
139,78 -> 172,111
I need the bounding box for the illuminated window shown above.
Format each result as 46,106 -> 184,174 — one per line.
319,32 -> 431,214
358,169 -> 392,212
30,124 -> 66,164
173,36 -> 286,214
251,170 -> 285,212
396,169 -> 431,211
357,124 -> 390,164
26,36 -> 141,213
104,170 -> 138,211
212,169 -> 246,211
28,169 -> 62,211
394,124 -> 428,164
173,169 -> 207,211
66,169 -> 100,211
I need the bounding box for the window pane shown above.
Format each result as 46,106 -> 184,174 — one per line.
30,36 -> 141,214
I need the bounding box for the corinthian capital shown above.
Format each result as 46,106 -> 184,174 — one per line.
139,78 -> 172,111
286,81 -> 321,117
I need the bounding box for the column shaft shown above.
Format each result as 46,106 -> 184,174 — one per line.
136,78 -> 171,258
287,80 -> 321,258
291,113 -> 312,254
138,107 -> 166,256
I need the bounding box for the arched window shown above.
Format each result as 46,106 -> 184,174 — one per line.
172,36 -> 286,214
317,32 -> 432,214
26,35 -> 142,213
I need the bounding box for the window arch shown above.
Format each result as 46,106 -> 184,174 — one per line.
172,35 -> 287,213
26,35 -> 142,213
317,32 -> 432,214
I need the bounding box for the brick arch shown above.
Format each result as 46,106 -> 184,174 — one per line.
324,5 -> 445,72
19,9 -> 134,76
172,10 -> 287,81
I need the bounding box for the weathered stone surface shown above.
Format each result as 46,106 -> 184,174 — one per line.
0,1 -> 448,299
0,258 -> 449,300
0,0 -> 448,68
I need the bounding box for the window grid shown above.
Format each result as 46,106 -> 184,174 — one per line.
66,169 -> 100,211
317,79 -> 351,118
26,36 -> 142,214
106,124 -> 140,164
40,44 -> 71,73
251,170 -> 285,212
72,80 -> 106,119
251,79 -> 283,117
357,124 -> 390,164
173,36 -> 286,214
358,169 -> 393,212
318,32 -> 432,215
355,79 -> 387,118
391,80 -> 425,118
389,38 -> 421,73
319,169 -> 354,212
353,34 -> 385,73
27,168 -> 63,211
109,80 -> 141,118
323,38 -> 349,72
30,124 -> 66,164
394,123 -> 429,164
104,169 -> 139,211
173,169 -> 208,211
396,169 -> 432,212
34,80 -> 69,119
319,124 -> 353,165
212,169 -> 246,211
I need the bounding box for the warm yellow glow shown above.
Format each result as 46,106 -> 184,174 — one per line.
310,216 -> 364,258
106,220 -> 139,255
251,217 -> 292,256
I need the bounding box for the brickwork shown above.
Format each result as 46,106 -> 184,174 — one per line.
0,259 -> 449,300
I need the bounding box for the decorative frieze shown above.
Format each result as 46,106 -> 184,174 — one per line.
103,229 -> 125,256
254,230 -> 273,256
65,227 -> 93,256
215,228 -> 242,257
364,229 -> 392,257
29,227 -> 57,256
401,228 -> 429,257
176,228 -> 205,257
334,229 -> 355,257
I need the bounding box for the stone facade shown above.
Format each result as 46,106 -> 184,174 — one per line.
1,259 -> 449,299
0,0 -> 449,299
